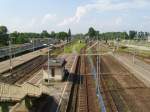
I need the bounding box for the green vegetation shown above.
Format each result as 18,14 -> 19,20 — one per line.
51,48 -> 63,56
86,27 -> 150,41
86,27 -> 129,40
121,40 -> 150,47
48,40 -> 85,56
1,25 -> 149,47
129,31 -> 150,40
0,25 -> 72,46
0,26 -> 9,46
64,40 -> 85,53
118,46 -> 150,58
0,102 -> 15,112
67,28 -> 71,42
88,27 -> 99,38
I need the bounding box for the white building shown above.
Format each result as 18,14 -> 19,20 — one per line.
43,58 -> 66,84
148,36 -> 150,42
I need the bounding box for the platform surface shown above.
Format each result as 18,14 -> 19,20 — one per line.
0,48 -> 48,74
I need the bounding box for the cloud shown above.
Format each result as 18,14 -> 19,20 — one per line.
58,6 -> 87,26
144,16 -> 150,20
58,0 -> 150,26
115,17 -> 123,26
41,14 -> 56,24
27,18 -> 37,28
7,13 -> 58,32
143,16 -> 150,26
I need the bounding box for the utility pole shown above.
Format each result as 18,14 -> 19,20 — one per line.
9,34 -> 13,73
48,44 -> 50,83
133,49 -> 136,64
43,43 -> 51,83
30,38 -> 34,52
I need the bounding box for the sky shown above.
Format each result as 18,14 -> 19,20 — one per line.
0,0 -> 150,34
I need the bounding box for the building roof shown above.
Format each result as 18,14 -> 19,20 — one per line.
48,58 -> 66,67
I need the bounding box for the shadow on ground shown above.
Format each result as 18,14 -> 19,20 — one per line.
29,94 -> 58,112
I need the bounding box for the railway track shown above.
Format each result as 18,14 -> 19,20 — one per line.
96,55 -> 117,112
0,55 -> 47,84
97,54 -> 150,112
16,56 -> 47,84
67,48 -> 99,112
0,43 -> 67,85
90,43 -> 128,112
68,42 -> 150,112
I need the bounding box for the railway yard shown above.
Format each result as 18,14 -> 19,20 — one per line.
0,41 -> 150,112
1,0 -> 150,111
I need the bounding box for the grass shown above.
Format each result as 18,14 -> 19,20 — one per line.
118,45 -> 150,58
47,40 -> 85,56
121,40 -> 150,47
64,40 -> 85,54
51,48 -> 63,56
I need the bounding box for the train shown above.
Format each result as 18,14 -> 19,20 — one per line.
0,38 -> 59,59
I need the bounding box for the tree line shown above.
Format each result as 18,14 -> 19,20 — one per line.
87,27 -> 150,41
0,26 -> 71,46
1,25 -> 149,47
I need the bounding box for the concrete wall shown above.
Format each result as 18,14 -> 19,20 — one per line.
43,67 -> 64,81
52,67 -> 64,80
148,36 -> 150,42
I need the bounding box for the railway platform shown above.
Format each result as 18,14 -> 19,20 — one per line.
7,53 -> 79,112
0,42 -> 66,74
0,47 -> 48,74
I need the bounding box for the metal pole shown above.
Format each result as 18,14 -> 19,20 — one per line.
133,49 -> 135,64
96,56 -> 98,87
9,35 -> 13,72
30,38 -> 34,52
48,45 -> 50,83
78,65 -> 81,112
33,38 -> 34,51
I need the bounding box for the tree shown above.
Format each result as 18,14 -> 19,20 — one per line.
41,30 -> 50,38
51,31 -> 56,38
10,31 -> 19,44
67,28 -> 71,42
129,31 -> 137,39
95,31 -> 99,40
88,27 -> 96,38
0,26 -> 8,46
122,32 -> 129,39
99,32 -> 129,41
10,31 -> 18,37
56,32 -> 68,40
0,26 -> 8,34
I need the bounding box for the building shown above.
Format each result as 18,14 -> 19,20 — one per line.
148,36 -> 150,42
43,58 -> 66,83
